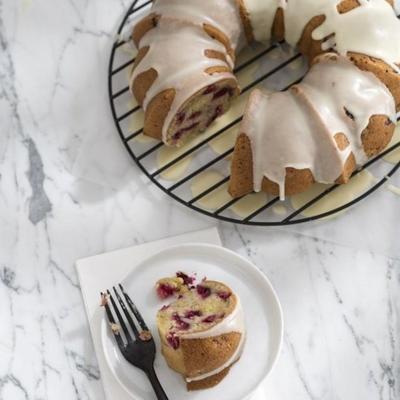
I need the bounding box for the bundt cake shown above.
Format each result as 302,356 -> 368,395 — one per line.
229,53 -> 397,199
130,1 -> 243,146
229,0 -> 400,199
155,272 -> 245,390
129,0 -> 400,197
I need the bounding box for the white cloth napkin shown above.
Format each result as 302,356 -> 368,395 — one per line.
76,227 -> 267,400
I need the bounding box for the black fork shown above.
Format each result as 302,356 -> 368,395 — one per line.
102,284 -> 169,400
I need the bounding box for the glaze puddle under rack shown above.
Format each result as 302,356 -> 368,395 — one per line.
108,0 -> 400,226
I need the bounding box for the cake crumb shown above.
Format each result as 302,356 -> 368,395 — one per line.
100,292 -> 110,307
110,323 -> 121,335
139,330 -> 153,341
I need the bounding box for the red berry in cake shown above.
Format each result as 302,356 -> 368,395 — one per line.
188,111 -> 202,120
212,87 -> 234,100
156,283 -> 178,299
172,130 -> 184,141
203,84 -> 217,95
184,310 -> 202,319
217,291 -> 232,301
176,111 -> 186,124
156,277 -> 188,299
196,284 -> 211,299
172,313 -> 190,330
166,333 -> 180,350
202,314 -> 217,323
176,271 -> 195,286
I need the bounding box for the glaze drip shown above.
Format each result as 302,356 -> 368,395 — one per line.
242,0 -> 283,42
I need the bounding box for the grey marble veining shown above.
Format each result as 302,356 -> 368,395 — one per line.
0,1 -> 399,400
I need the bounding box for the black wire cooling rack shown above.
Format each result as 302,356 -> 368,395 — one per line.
108,0 -> 400,226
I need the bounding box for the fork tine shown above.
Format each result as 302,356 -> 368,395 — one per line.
107,289 -> 134,343
119,284 -> 149,331
113,286 -> 140,339
102,292 -> 125,349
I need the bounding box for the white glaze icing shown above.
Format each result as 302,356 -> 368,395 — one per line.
312,0 -> 400,72
230,191 -> 268,218
272,203 -> 288,216
284,0 -> 400,71
290,170 -> 377,218
283,0 -> 338,48
387,183 -> 400,196
151,0 -> 244,52
190,170 -> 232,210
182,297 -> 246,382
242,0 -> 283,42
156,133 -> 211,180
242,54 -> 396,199
244,0 -> 400,71
130,18 -> 235,143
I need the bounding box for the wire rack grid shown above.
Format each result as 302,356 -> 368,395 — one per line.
108,0 -> 400,226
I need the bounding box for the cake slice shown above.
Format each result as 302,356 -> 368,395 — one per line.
156,275 -> 245,390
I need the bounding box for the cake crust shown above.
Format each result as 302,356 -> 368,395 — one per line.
186,364 -> 234,391
181,332 -> 242,378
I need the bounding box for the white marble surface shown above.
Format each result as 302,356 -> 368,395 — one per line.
0,1 -> 399,399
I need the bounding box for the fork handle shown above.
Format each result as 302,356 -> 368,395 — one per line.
146,366 -> 169,400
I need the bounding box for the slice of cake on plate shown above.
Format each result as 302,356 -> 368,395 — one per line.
155,272 -> 246,390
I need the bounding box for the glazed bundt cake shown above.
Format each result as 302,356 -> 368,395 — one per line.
130,1 -> 243,146
229,53 -> 396,199
155,272 -> 245,390
130,0 -> 400,196
229,0 -> 400,199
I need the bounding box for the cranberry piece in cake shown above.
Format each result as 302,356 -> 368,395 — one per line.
203,84 -> 217,95
172,313 -> 190,330
217,291 -> 232,301
157,283 -> 177,299
196,284 -> 211,299
155,276 -> 188,299
176,271 -> 195,286
184,310 -> 202,319
166,333 -> 180,350
202,314 -> 217,323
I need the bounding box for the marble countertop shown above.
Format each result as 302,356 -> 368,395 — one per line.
0,1 -> 399,399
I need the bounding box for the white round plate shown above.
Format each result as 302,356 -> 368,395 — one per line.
101,243 -> 283,400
